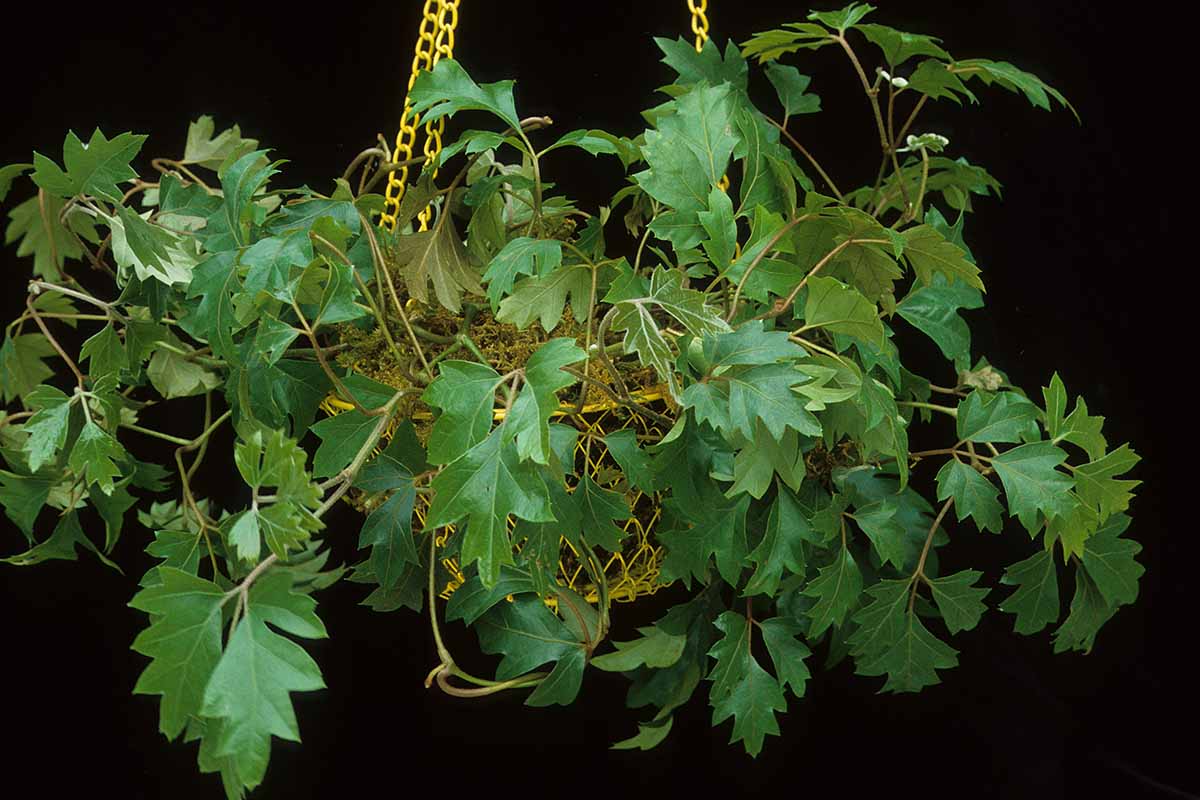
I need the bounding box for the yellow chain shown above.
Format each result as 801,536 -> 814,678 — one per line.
686,1 -> 729,192
380,0 -> 461,234
687,0 -> 710,52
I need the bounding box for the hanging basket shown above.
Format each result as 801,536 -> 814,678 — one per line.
318,304 -> 674,606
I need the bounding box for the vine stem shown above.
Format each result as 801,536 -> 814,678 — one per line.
314,389 -> 412,518
835,34 -> 890,153
909,497 -> 954,612
725,213 -> 815,322
897,400 -> 958,417
423,527 -> 547,697
357,212 -> 433,380
765,117 -> 843,200
25,294 -> 85,387
750,237 -> 892,322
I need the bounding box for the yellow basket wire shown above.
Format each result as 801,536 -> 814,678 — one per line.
320,386 -> 672,605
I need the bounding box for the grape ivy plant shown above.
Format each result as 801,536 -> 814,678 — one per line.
0,4 -> 1143,796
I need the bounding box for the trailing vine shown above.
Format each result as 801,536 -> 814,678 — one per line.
0,4 -> 1142,796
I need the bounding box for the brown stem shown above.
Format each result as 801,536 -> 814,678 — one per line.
766,117 -> 843,200
726,213 -> 815,322
25,295 -> 85,387
909,497 -> 954,612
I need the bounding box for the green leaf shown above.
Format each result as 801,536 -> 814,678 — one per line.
698,187 -> 737,269
242,229 -> 312,298
505,338 -> 585,464
850,497 -> 908,569
0,471 -> 53,539
895,271 -> 982,370
183,116 -> 259,171
807,3 -> 875,32
481,237 -> 563,307
990,442 -> 1074,533
611,717 -> 674,751
200,590 -> 326,791
1,509 -> 117,569
934,459 -> 1003,533
659,493 -> 749,588
90,482 -> 136,553
707,611 -> 786,757
147,346 -> 221,399
476,595 -> 586,705
701,320 -> 806,371
901,223 -> 984,290
309,410 -> 378,479
183,251 -> 242,359
540,129 -> 639,166
802,275 -> 885,346
591,625 -> 688,672
635,84 -> 739,217
0,332 -> 56,403
128,567 -> 225,739
688,363 -> 821,444
956,389 -> 1039,444
408,58 -> 521,130
0,163 -> 31,202
612,267 -> 730,398
496,262 -> 591,332
1080,514 -> 1143,608
4,193 -> 91,280
252,316 -> 301,368
759,617 -> 812,696
907,60 -> 977,105
1071,443 -> 1140,525
359,488 -> 418,589
603,429 -> 656,492
32,128 -> 146,202
422,360 -> 502,465
245,570 -> 329,639
234,428 -> 321,508
803,548 -> 863,638
744,487 -> 809,596
728,425 -> 807,498
764,63 -> 821,117
927,569 -> 990,634
847,578 -> 910,662
733,110 -> 804,218
854,611 -> 958,692
856,23 -> 950,65
426,424 -> 554,588
109,206 -> 197,285
21,384 -> 72,472
389,216 -> 483,313
203,150 -> 280,253
68,420 -> 126,495
654,36 -> 748,90
1052,567 -> 1116,654
955,58 -> 1078,120
313,261 -> 364,326
444,567 -> 536,625
1040,372 -> 1107,461
740,23 -> 835,63
80,323 -> 126,380
999,549 -> 1060,634
572,472 -> 631,553
1045,490 -> 1100,561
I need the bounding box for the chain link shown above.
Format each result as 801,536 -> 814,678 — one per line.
380,0 -> 460,234
687,0 -> 710,52
686,1 -> 729,192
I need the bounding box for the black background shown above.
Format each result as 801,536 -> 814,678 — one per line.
0,2 -> 1185,798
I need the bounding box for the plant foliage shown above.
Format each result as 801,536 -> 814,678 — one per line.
0,4 -> 1141,796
